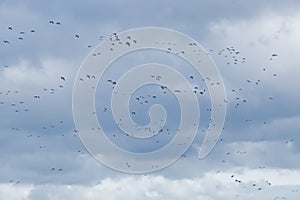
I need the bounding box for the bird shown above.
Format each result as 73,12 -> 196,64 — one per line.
75,34 -> 80,38
60,76 -> 66,81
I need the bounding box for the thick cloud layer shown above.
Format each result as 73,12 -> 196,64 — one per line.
0,0 -> 299,199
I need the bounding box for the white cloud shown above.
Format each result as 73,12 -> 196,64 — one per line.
0,183 -> 33,200
1,169 -> 299,200
1,58 -> 74,87
207,9 -> 300,87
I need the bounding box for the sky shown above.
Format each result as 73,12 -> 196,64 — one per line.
1,0 -> 300,199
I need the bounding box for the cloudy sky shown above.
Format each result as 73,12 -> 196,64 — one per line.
1,0 -> 300,199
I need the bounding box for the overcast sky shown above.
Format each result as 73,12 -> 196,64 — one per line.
1,0 -> 300,199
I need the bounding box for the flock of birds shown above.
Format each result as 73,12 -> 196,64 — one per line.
0,19 -> 298,199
